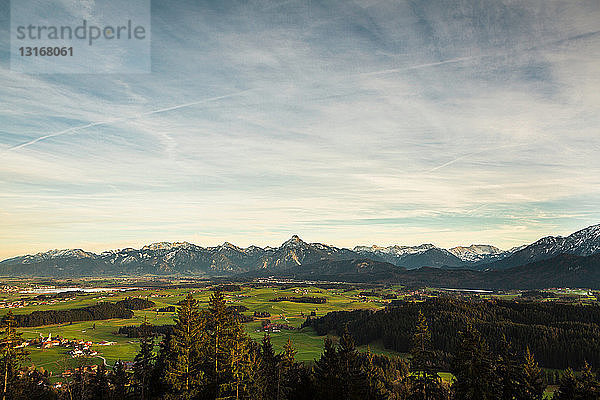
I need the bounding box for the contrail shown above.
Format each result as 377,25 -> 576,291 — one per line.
425,143 -> 523,173
3,89 -> 252,153
361,29 -> 600,78
359,56 -> 481,77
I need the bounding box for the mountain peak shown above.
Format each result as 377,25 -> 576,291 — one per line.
282,235 -> 306,248
219,242 -> 242,251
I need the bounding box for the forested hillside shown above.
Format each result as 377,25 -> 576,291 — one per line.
304,298 -> 600,369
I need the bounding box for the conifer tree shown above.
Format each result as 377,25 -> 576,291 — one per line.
258,335 -> 280,400
11,367 -> 55,400
556,369 -> 578,400
151,331 -> 172,398
164,293 -> 204,398
71,365 -> 91,400
90,363 -> 110,400
278,339 -> 300,400
520,347 -> 544,400
0,311 -> 28,400
409,310 -> 446,400
111,360 -> 128,399
363,349 -> 388,400
451,324 -> 499,400
313,337 -> 340,400
226,332 -> 257,400
496,335 -> 522,400
578,361 -> 600,398
337,326 -> 367,400
203,290 -> 255,400
133,335 -> 154,400
281,339 -> 297,370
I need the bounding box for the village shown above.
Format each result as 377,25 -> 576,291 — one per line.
16,332 -> 116,358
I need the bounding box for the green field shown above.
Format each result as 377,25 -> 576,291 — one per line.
2,281 -> 588,387
0,284 -> 398,378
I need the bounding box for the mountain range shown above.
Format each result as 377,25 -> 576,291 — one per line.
1,224 -> 600,288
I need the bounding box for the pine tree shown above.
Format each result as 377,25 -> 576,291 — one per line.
409,310 -> 446,400
151,331 -> 172,398
0,311 -> 28,400
556,369 -> 578,400
164,293 -> 204,398
203,290 -> 255,400
71,365 -> 91,400
337,326 -> 367,400
363,349 -> 388,400
11,367 -> 55,400
451,324 -> 499,400
313,337 -> 340,400
520,347 -> 544,400
278,339 -> 299,400
258,335 -> 280,400
133,335 -> 154,400
281,339 -> 297,370
496,335 -> 522,400
578,361 -> 600,399
226,332 -> 258,400
111,360 -> 128,399
90,363 -> 110,400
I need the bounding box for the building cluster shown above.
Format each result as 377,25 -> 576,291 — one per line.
259,320 -> 295,333
15,333 -> 114,358
0,296 -> 75,310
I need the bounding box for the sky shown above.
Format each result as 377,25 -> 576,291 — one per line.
1,0 -> 600,259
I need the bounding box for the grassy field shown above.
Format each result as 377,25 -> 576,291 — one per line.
1,282 -> 587,387
1,284 -> 397,377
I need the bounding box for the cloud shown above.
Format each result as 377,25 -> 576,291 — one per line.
3,89 -> 253,153
1,0 -> 600,258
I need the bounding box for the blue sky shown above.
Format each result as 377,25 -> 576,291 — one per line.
1,0 -> 600,258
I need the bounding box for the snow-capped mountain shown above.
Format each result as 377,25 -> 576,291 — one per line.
2,224 -> 600,277
0,235 -> 356,277
487,224 -> 600,270
353,244 -> 464,269
448,245 -> 505,263
353,244 -> 436,257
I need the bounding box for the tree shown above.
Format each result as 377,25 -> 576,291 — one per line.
164,293 -> 204,398
520,347 -> 544,400
257,335 -> 280,400
496,335 -> 522,400
277,339 -> 300,400
409,311 -> 446,400
111,360 -> 129,399
451,324 -> 499,400
556,369 -> 578,400
337,326 -> 367,400
11,367 -> 55,400
226,331 -> 258,400
203,290 -> 256,399
313,337 -> 340,400
578,361 -> 600,399
90,363 -> 110,400
150,331 -> 172,398
362,350 -> 388,400
556,362 -> 600,400
133,335 -> 154,400
281,339 -> 297,370
0,311 -> 28,400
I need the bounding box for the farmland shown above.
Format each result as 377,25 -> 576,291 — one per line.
0,278 -> 597,390
0,281 -> 400,377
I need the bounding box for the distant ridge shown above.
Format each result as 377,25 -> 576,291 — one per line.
485,224 -> 600,270
1,224 -> 600,287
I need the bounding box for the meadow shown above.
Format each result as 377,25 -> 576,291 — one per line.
0,283 -> 399,378
1,281 -> 589,400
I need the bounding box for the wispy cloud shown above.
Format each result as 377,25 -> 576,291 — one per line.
0,0 -> 599,258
